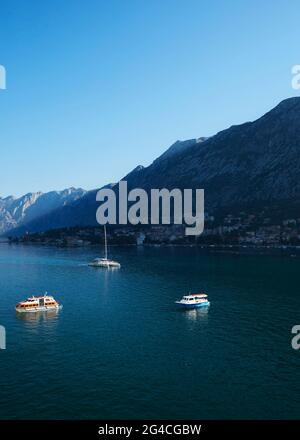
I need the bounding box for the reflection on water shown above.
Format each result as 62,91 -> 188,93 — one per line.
90,265 -> 121,296
16,309 -> 61,327
182,306 -> 209,323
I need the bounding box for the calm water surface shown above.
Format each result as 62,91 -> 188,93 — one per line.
0,244 -> 299,419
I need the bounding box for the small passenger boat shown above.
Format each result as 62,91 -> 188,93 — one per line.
16,293 -> 62,313
175,293 -> 210,309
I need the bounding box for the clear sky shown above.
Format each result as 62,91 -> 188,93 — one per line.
0,0 -> 299,197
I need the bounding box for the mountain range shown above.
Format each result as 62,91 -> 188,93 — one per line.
3,97 -> 300,236
0,188 -> 86,235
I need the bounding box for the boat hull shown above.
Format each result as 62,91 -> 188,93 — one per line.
88,261 -> 120,268
15,305 -> 63,313
175,301 -> 210,309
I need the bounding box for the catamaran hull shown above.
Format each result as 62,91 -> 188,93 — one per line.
88,262 -> 121,268
175,301 -> 210,309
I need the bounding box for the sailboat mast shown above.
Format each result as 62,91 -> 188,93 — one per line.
104,225 -> 108,259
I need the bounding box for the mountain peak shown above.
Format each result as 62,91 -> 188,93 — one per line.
123,165 -> 145,180
156,137 -> 208,163
261,96 -> 300,120
132,165 -> 144,173
275,96 -> 300,109
0,187 -> 86,235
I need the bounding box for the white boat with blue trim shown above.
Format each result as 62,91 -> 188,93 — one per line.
175,293 -> 210,309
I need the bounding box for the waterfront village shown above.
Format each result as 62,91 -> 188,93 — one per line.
8,209 -> 300,249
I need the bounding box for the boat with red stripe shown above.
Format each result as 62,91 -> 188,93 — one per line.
175,292 -> 210,309
16,293 -> 62,313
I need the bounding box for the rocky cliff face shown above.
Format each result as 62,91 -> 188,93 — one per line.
124,98 -> 300,210
5,97 -> 300,236
0,188 -> 86,234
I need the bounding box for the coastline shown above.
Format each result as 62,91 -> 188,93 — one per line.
4,240 -> 300,257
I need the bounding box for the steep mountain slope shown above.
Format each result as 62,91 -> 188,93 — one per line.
6,97 -> 300,236
154,137 -> 208,162
125,98 -> 300,209
0,188 -> 86,234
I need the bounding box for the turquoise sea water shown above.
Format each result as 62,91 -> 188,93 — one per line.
0,243 -> 299,419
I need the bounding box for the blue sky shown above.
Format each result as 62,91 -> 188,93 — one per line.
0,0 -> 299,197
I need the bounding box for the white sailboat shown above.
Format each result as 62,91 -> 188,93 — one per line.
88,226 -> 121,268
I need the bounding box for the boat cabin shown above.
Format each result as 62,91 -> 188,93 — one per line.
183,294 -> 208,301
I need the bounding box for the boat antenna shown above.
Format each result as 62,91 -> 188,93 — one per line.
104,225 -> 108,260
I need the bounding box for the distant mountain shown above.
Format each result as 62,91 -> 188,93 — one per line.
0,188 -> 86,235
5,97 -> 300,236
